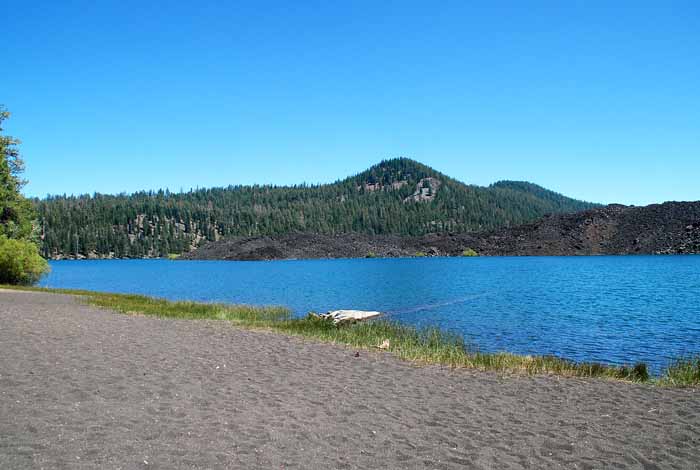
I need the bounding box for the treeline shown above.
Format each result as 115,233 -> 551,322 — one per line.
36,158 -> 597,259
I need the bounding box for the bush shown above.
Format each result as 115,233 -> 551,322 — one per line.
462,248 -> 479,257
0,236 -> 49,285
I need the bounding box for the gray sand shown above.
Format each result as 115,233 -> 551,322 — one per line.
1,290 -> 698,469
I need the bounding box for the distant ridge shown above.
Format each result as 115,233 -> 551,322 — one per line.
185,201 -> 700,260
37,158 -> 598,259
462,201 -> 700,256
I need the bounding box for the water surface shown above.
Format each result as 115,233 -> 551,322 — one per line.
40,256 -> 700,372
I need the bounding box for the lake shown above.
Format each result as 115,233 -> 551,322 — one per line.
40,256 -> 700,373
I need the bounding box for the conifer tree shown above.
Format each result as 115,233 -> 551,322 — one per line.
0,106 -> 49,284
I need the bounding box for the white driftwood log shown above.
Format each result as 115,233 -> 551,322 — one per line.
318,310 -> 382,325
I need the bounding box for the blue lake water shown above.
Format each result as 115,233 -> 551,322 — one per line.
40,257 -> 700,373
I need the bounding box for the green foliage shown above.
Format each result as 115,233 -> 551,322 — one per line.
0,236 -> 49,285
490,181 -> 586,209
414,251 -> 427,257
462,248 -> 478,257
0,107 -> 35,240
166,253 -> 180,260
616,362 -> 650,382
660,357 -> 700,387
0,106 -> 48,285
365,251 -> 377,258
36,158 -> 599,259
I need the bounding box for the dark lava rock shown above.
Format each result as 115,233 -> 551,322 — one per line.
182,201 -> 700,260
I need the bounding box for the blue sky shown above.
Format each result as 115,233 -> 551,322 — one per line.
3,0 -> 699,205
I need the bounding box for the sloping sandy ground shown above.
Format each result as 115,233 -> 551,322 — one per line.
1,290 -> 698,469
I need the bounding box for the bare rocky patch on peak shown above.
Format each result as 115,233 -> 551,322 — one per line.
404,177 -> 441,203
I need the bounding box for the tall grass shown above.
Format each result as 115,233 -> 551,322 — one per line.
2,285 -> 696,386
660,357 -> 700,387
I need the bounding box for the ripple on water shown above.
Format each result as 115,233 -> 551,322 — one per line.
41,256 -> 700,373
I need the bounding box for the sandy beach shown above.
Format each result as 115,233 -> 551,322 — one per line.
1,290 -> 698,469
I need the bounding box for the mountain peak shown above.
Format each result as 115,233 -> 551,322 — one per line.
37,158 -> 599,259
349,158 -> 437,186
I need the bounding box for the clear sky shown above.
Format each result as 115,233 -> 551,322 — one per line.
3,0 -> 699,205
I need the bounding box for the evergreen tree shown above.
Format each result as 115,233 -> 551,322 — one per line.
0,107 -> 34,240
0,106 -> 49,284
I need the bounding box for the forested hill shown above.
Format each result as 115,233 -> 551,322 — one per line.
36,158 -> 598,259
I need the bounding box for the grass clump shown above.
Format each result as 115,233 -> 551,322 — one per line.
659,357 -> 700,387
166,253 -> 181,260
462,248 -> 479,257
2,285 -> 694,386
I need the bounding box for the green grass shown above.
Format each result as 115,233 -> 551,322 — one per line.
659,357 -> 700,387
1,285 -> 289,324
2,285 -> 697,386
462,248 -> 479,257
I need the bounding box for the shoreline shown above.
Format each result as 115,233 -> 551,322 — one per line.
44,252 -> 700,262
3,285 -> 698,386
